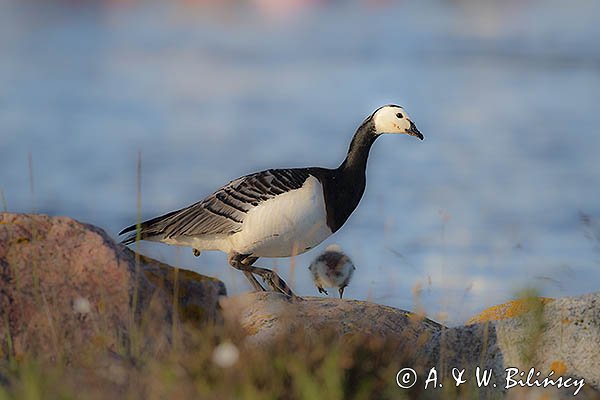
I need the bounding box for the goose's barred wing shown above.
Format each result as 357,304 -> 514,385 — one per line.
119,168 -> 311,244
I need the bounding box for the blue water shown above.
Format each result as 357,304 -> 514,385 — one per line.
2,0 -> 599,324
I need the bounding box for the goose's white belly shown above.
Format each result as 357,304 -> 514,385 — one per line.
228,175 -> 332,257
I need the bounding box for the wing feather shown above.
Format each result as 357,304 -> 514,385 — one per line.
119,168 -> 311,244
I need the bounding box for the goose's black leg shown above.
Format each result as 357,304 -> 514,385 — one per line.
248,265 -> 295,297
240,256 -> 265,292
243,272 -> 266,291
228,253 -> 265,291
338,286 -> 346,299
244,257 -> 296,297
317,287 -> 328,295
228,253 -> 296,297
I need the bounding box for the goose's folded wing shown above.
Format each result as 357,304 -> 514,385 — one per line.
119,168 -> 310,243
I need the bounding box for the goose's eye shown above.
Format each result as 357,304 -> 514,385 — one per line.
396,113 -> 403,119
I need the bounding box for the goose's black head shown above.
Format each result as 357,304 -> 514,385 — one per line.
370,104 -> 423,140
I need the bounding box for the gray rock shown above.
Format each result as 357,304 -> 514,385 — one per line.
221,290 -> 600,397
220,291 -> 444,362
424,292 -> 599,397
494,292 -> 600,390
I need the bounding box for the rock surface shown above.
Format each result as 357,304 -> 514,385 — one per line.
221,291 -> 443,347
494,292 -> 600,390
467,297 -> 555,324
221,291 -> 600,396
0,213 -> 225,359
2,213 -> 598,397
434,293 -> 599,393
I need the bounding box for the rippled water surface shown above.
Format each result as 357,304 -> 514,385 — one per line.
2,0 -> 599,323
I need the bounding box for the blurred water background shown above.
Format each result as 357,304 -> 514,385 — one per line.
1,0 -> 599,324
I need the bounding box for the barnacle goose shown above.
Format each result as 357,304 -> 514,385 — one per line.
119,104 -> 423,297
309,244 -> 355,299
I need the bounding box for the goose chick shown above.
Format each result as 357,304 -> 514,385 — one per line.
309,244 -> 356,298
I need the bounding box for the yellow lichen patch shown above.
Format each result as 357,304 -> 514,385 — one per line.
550,360 -> 567,376
466,297 -> 554,324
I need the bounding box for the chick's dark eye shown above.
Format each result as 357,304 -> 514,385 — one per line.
396,113 -> 403,119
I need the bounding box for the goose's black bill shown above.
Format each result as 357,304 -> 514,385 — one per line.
407,121 -> 423,140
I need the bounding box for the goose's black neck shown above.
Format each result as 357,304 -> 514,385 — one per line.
338,118 -> 378,173
316,118 -> 379,233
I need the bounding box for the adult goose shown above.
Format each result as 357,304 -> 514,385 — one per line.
119,104 -> 423,297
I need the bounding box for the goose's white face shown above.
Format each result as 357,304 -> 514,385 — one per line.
372,105 -> 423,139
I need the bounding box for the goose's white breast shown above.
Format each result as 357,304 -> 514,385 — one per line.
229,175 -> 332,257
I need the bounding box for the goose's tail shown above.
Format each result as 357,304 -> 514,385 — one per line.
118,210 -> 179,245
